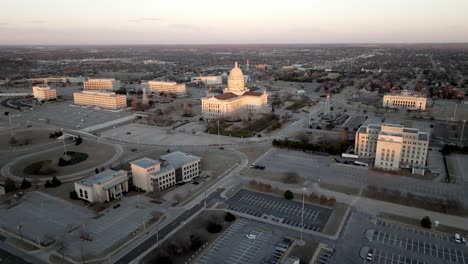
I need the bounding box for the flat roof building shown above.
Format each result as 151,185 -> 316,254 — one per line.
130,152 -> 201,192
191,76 -> 223,85
33,85 -> 57,101
84,78 -> 119,91
142,81 -> 186,96
383,90 -> 427,110
74,169 -> 130,203
355,123 -> 429,174
73,91 -> 127,110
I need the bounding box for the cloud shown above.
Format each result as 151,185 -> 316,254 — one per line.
128,17 -> 161,23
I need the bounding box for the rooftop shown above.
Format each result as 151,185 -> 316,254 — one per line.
403,128 -> 419,134
214,92 -> 239,100
130,157 -> 160,168
242,91 -> 263,96
419,133 -> 429,141
77,169 -> 128,187
160,151 -> 201,168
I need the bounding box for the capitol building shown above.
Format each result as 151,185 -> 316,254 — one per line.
201,62 -> 268,119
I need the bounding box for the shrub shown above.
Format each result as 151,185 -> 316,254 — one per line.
224,212 -> 236,222
75,136 -> 83,145
20,178 -> 32,189
44,180 -> 52,188
207,222 -> 222,233
70,191 -> 79,200
284,190 -> 294,200
421,216 -> 432,229
9,137 -> 17,145
51,176 -> 62,187
4,177 -> 17,192
189,234 -> 203,251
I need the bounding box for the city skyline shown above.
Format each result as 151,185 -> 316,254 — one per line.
1,0 -> 468,45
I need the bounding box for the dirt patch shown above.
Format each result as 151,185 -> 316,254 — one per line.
6,236 -> 39,251
319,182 -> 360,196
0,129 -> 56,149
140,210 -> 235,264
322,203 -> 349,236
289,240 -> 320,263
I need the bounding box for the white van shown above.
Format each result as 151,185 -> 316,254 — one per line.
455,234 -> 461,243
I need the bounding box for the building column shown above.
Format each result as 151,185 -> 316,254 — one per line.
106,190 -> 110,202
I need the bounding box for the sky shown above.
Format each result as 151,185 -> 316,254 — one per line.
0,0 -> 467,45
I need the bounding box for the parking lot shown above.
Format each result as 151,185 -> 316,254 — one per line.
16,101 -> 130,129
366,219 -> 468,264
364,248 -> 426,264
197,219 -> 281,264
316,249 -> 334,264
0,192 -> 154,260
226,189 -> 333,233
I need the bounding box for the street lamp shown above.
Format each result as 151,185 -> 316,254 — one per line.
300,187 -> 307,244
460,120 -> 466,145
61,128 -> 67,156
17,224 -> 23,240
217,120 -> 220,148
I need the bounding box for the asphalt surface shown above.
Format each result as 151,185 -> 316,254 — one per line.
226,189 -> 333,232
0,247 -> 31,264
114,188 -> 225,264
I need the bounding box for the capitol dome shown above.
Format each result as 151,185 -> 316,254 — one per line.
227,61 -> 246,93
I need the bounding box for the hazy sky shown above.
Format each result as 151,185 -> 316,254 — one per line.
1,0 -> 467,44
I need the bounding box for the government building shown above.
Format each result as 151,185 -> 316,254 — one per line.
73,91 -> 127,110
201,62 -> 268,119
32,85 -> 57,101
74,169 -> 130,203
130,151 -> 201,192
355,123 -> 429,174
141,81 -> 186,96
383,90 -> 427,110
84,78 -> 119,91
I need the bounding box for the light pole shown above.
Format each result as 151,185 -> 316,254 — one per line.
61,128 -> 67,156
17,225 -> 23,241
460,120 -> 466,145
8,113 -> 13,136
204,191 -> 207,209
300,187 -> 306,244
217,120 -> 220,148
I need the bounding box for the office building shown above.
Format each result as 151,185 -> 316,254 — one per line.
130,152 -> 201,192
191,76 -> 223,85
32,85 -> 57,101
141,81 -> 186,96
73,91 -> 127,110
355,123 -> 429,174
83,78 -> 119,91
74,169 -> 130,203
201,62 -> 268,119
383,90 -> 427,110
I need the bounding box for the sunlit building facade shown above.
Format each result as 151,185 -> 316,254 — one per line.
32,85 -> 57,101
74,169 -> 130,203
73,91 -> 127,110
383,90 -> 427,110
84,78 -> 119,91
142,81 -> 186,96
201,62 -> 268,119
355,123 -> 429,173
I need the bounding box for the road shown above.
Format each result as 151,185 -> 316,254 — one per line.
114,188 -> 225,264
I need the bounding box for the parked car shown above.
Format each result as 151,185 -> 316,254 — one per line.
246,234 -> 256,240
113,204 -> 121,209
366,252 -> 373,261
455,233 -> 461,243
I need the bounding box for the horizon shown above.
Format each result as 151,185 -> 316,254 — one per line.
1,0 -> 468,45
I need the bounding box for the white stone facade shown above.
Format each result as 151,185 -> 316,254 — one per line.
201,62 -> 268,119
73,91 -> 127,110
142,81 -> 186,96
130,152 -> 201,192
355,123 -> 429,172
383,90 -> 427,110
74,169 -> 130,203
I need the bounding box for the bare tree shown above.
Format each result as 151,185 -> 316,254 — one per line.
282,171 -> 301,184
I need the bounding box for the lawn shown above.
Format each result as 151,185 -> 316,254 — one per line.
58,151 -> 89,167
